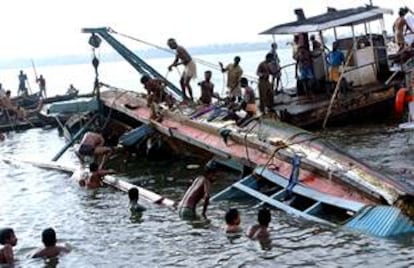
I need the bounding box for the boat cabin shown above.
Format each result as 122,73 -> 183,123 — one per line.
260,6 -> 397,127
261,5 -> 393,89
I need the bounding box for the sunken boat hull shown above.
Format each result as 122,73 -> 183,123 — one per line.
99,89 -> 414,215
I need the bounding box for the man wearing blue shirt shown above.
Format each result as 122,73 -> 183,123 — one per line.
326,42 -> 345,82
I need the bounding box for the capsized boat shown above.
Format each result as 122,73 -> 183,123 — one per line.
81,27 -> 414,236
98,88 -> 414,236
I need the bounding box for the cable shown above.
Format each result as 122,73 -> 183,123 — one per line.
109,28 -> 258,81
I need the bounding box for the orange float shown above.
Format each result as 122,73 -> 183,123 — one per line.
395,88 -> 414,118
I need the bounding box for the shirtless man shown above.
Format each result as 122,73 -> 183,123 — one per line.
167,38 -> 197,102
0,228 -> 18,265
177,163 -> 215,220
79,162 -> 116,189
198,70 -> 214,105
246,208 -> 271,242
77,130 -> 112,165
32,228 -> 70,259
0,87 -> 25,120
394,8 -> 408,51
225,208 -> 242,234
140,75 -> 173,119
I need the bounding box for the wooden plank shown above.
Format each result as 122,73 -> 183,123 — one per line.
0,155 -> 175,208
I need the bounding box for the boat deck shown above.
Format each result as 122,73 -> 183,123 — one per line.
274,83 -> 395,127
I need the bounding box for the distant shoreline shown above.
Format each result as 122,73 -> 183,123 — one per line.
0,41 -> 278,70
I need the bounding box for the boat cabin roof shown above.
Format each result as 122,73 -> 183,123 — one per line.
260,6 -> 393,35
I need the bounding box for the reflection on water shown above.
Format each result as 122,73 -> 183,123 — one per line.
1,127 -> 414,267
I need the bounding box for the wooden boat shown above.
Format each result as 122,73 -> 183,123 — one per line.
12,91 -> 93,109
260,6 -> 404,128
78,27 -> 414,236
97,89 -> 414,222
0,92 -> 95,132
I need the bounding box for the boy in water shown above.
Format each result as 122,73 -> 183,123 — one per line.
79,162 -> 116,188
0,228 -> 18,264
32,228 -> 70,259
225,208 -> 242,233
246,208 -> 271,241
128,187 -> 146,213
198,70 -> 214,105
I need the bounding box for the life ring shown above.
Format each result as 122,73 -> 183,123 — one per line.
395,88 -> 408,118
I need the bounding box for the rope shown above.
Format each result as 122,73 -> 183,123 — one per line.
243,117 -> 261,163
108,28 -> 258,81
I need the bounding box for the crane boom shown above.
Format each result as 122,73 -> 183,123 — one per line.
82,27 -> 183,100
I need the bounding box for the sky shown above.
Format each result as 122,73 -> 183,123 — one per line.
0,0 -> 406,60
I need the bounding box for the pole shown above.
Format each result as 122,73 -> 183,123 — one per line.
322,50 -> 354,129
31,59 -> 38,80
51,114 -> 98,161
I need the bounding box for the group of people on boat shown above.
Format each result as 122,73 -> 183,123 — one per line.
0,83 -> 27,121
0,227 -> 70,265
17,70 -> 47,98
150,35 -> 350,120
166,38 -> 279,116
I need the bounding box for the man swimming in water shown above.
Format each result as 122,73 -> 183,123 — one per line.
128,187 -> 146,213
246,208 -> 271,241
0,228 -> 18,265
177,162 -> 216,220
79,162 -> 116,189
225,208 -> 242,234
32,228 -> 70,259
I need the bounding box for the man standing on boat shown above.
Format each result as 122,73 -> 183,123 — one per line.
326,42 -> 345,83
167,38 -> 197,102
403,7 -> 414,47
296,45 -> 314,95
394,8 -> 408,51
219,56 -> 243,102
268,43 -> 282,93
177,162 -> 216,220
36,74 -> 47,98
18,70 -> 28,96
256,53 -> 274,114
